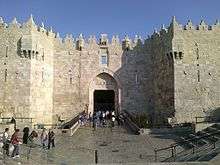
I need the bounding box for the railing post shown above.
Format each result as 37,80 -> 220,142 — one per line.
192,146 -> 195,154
213,141 -> 216,149
95,149 -> 98,164
154,149 -> 157,162
173,146 -> 176,161
171,147 -> 174,158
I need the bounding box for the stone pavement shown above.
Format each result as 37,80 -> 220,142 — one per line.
0,125 -> 214,164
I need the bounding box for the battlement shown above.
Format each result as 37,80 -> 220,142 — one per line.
0,15 -> 56,38
168,16 -> 220,31
148,16 -> 220,42
1,15 -> 220,52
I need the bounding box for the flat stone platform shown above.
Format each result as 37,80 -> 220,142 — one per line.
0,125 -> 206,164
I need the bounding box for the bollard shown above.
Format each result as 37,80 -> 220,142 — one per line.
95,150 -> 98,164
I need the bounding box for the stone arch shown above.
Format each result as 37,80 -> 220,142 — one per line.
89,68 -> 122,89
88,68 -> 121,115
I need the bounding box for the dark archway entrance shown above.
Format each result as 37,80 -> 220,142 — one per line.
94,90 -> 115,112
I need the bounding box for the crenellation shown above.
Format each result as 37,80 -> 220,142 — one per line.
184,19 -> 194,30
197,20 -> 209,30
9,17 -> 21,28
0,17 -> 7,28
111,35 -> 120,45
122,35 -> 131,50
211,19 -> 220,31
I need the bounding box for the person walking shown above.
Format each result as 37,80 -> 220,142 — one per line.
11,129 -> 21,158
88,112 -> 92,127
22,127 -> 29,144
48,130 -> 55,149
112,115 -> 115,127
2,128 -> 10,156
40,128 -> 48,149
27,130 -> 38,147
10,117 -> 16,130
92,114 -> 96,131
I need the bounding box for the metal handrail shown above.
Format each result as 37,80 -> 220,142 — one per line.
60,110 -> 85,129
154,125 -> 220,162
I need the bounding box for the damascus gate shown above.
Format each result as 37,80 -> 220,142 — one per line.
0,15 -> 220,127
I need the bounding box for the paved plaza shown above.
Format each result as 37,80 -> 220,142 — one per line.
0,125 -> 180,164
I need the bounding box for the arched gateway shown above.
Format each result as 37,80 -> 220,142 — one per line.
88,69 -> 121,115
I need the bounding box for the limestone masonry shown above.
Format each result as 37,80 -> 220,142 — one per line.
0,15 -> 219,126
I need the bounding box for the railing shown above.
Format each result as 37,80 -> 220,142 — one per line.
154,126 -> 220,162
195,116 -> 216,124
0,117 -> 33,123
122,111 -> 141,134
60,110 -> 85,129
33,123 -> 59,129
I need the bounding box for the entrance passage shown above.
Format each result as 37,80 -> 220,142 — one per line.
94,90 -> 115,112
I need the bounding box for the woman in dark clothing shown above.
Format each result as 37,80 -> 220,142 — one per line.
27,130 -> 38,147
23,127 -> 29,144
48,130 -> 55,149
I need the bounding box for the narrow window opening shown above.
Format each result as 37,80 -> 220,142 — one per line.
32,51 -> 35,59
179,52 -> 183,59
174,52 -> 177,59
70,77 -> 72,84
42,68 -> 44,82
135,73 -> 138,84
42,50 -> 45,61
4,69 -> 7,82
6,46 -> 8,57
28,50 -> 31,59
23,50 -> 27,58
197,70 -> 200,82
170,52 -> 173,59
196,48 -> 199,59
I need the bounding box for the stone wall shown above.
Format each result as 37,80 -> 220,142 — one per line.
0,18 -> 31,119
0,16 -> 54,125
172,19 -> 220,123
0,16 -> 219,126
52,34 -> 149,122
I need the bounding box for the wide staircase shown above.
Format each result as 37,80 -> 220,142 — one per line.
156,123 -> 220,162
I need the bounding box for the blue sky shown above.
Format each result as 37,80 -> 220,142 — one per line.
0,0 -> 219,38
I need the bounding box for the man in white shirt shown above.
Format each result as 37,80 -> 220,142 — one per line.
2,128 -> 10,156
112,116 -> 115,127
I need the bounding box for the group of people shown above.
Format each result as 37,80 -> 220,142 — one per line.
89,110 -> 118,129
1,127 -> 56,159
